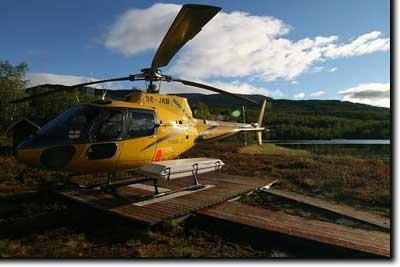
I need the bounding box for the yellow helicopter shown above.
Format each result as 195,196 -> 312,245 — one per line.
11,4 -> 267,185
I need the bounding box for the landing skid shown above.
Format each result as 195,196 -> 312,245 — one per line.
17,158 -> 223,204
64,169 -> 205,203
88,158 -> 214,202
102,181 -> 205,203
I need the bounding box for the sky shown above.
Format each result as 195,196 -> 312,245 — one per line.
1,0 -> 390,107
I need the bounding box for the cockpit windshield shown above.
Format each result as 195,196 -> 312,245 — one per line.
17,105 -> 158,150
39,105 -> 123,142
21,105 -> 124,148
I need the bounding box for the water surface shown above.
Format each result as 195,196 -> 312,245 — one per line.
265,139 -> 390,145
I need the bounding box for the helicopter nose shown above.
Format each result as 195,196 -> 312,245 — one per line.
40,146 -> 76,169
15,145 -> 77,170
14,148 -> 42,168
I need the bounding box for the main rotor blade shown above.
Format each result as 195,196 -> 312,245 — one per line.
67,76 -> 134,88
10,76 -> 134,104
170,78 -> 260,105
151,4 -> 221,70
10,84 -> 72,104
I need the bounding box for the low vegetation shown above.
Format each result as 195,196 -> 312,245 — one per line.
184,142 -> 390,216
239,143 -> 310,156
0,219 -> 269,257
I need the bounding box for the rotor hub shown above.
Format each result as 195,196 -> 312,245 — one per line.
141,68 -> 162,93
141,68 -> 162,82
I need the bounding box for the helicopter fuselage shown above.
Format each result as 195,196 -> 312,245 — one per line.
15,91 -> 256,174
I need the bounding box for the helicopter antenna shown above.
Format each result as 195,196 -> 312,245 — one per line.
158,79 -> 162,91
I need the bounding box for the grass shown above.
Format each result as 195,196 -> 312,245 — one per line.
239,143 -> 310,156
184,142 -> 390,215
0,204 -> 272,257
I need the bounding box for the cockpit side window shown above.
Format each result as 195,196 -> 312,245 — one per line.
91,110 -> 123,142
127,110 -> 155,138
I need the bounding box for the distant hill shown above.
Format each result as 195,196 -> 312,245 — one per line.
174,93 -> 389,119
174,93 -> 389,112
172,93 -> 390,140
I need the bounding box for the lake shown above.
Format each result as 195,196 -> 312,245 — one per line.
264,140 -> 391,159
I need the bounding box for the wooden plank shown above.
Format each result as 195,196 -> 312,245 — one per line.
264,188 -> 390,230
198,202 -> 390,257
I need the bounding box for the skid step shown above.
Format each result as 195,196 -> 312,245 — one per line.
132,184 -> 214,206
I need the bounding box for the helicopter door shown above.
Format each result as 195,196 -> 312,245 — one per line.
116,109 -> 157,169
71,109 -> 125,173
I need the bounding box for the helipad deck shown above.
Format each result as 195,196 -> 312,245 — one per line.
54,173 -> 274,226
198,202 -> 390,257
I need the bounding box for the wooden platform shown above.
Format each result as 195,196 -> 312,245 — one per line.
54,173 -> 390,257
54,173 -> 274,226
198,202 -> 390,257
264,188 -> 390,230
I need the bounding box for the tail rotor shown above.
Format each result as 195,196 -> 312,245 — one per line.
256,99 -> 267,146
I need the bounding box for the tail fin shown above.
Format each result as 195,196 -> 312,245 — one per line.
256,99 -> 267,146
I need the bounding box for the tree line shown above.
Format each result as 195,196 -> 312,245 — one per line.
205,100 -> 390,140
0,60 -> 96,133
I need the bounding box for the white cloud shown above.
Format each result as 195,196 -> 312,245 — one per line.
338,82 -> 390,107
104,3 -> 390,84
104,3 -> 180,55
310,66 -> 325,73
27,73 -> 126,89
310,90 -> 325,97
323,31 -> 390,59
291,80 -> 298,84
293,92 -> 305,99
328,67 -> 338,72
